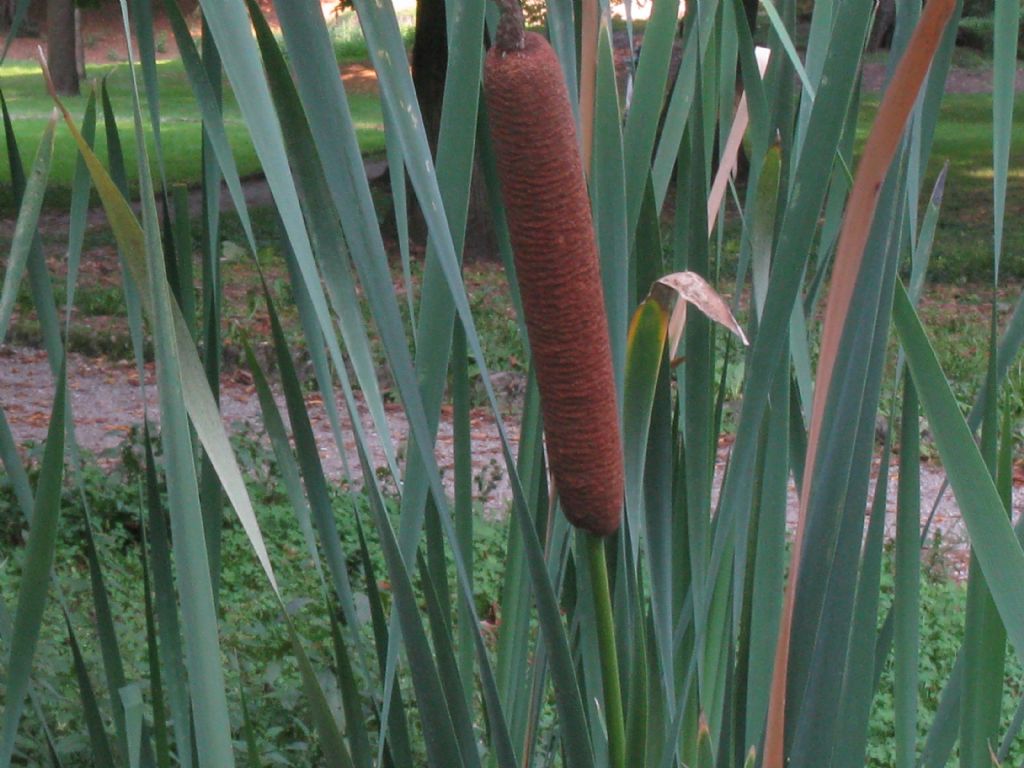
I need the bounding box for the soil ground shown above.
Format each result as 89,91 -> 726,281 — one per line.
1,343 -> 1014,579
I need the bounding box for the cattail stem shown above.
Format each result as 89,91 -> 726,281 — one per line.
584,532 -> 626,768
494,0 -> 525,52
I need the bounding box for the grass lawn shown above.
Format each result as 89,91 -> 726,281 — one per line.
0,58 -> 385,206
858,91 -> 1024,282
0,51 -> 1018,286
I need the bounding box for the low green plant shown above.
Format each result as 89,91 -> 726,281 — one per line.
0,424 -> 518,763
328,12 -> 416,62
957,14 -> 1024,55
0,59 -> 385,202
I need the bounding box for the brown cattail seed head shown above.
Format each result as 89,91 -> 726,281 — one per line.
484,29 -> 624,536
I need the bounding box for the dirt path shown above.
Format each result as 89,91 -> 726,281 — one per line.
861,60 -> 1024,93
0,347 -> 520,516
1,346 -> 1017,577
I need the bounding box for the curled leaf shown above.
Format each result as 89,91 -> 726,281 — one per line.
649,271 -> 748,358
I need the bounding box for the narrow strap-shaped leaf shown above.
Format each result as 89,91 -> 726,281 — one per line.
761,5 -> 954,761
452,322 -> 474,710
740,369 -> 790,754
831,432 -> 892,768
623,298 -> 668,562
571,534 -> 610,767
991,0 -> 1019,280
622,0 -> 680,227
0,365 -> 66,765
792,0 -> 832,154
382,97 -> 415,339
680,112 -> 716,721
542,0 -> 578,116
0,110 -> 56,344
650,4 -> 722,212
709,0 -> 874,609
624,548 -> 649,767
894,280 -> 1024,670
235,660 -> 261,768
63,612 -> 117,766
79,500 -> 133,758
992,406 -> 1016,761
64,87 -> 98,329
493,373 -> 544,747
144,432 -> 193,768
140,523 -> 172,768
197,22 -> 224,592
750,145 -> 781,320
100,78 -> 147,374
960,306 -> 1007,767
0,405 -> 34,518
506,474 -> 595,768
52,75 -> 281,597
282,615 -> 356,768
259,281 -> 366,644
279,249 -> 355,483
160,0 -> 257,254
592,19 -> 629,384
120,684 -> 145,768
730,0 -> 769,155
760,0 -> 815,106
893,376 -> 920,768
74,11 -> 235,758
326,606 -> 373,768
364,479 -> 466,768
417,551 -> 484,768
247,0 -> 396,481
244,343 -> 324,581
171,185 -> 195,336
353,513 -> 416,767
1,90 -> 65,383
130,0 -> 167,191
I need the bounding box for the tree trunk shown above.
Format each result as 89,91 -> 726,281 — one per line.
47,0 -> 79,96
410,0 -> 497,260
75,8 -> 85,81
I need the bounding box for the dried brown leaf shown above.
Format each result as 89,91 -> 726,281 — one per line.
650,271 -> 748,358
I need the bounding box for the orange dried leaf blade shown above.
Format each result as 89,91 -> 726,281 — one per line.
760,1 -> 958,766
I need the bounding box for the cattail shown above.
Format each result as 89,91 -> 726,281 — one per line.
484,1 -> 624,536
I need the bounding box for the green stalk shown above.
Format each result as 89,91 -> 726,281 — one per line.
584,533 -> 626,768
